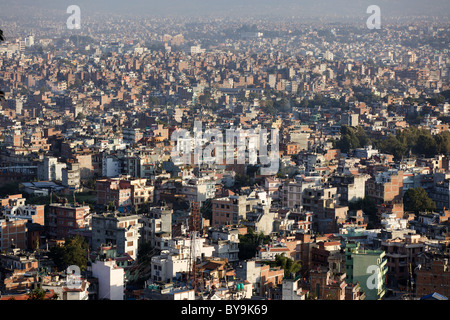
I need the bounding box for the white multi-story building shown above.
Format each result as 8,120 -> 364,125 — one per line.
282,177 -> 321,210
91,259 -> 124,300
37,156 -> 67,182
2,203 -> 45,225
264,177 -> 283,201
208,227 -> 241,262
62,162 -> 81,190
380,212 -> 408,230
102,155 -> 122,178
282,278 -> 306,300
324,50 -> 334,61
25,35 -> 34,47
150,236 -> 215,283
42,278 -> 90,300
91,213 -> 142,260
140,205 -> 173,251
354,145 -> 379,160
181,177 -> 217,202
122,127 -> 143,144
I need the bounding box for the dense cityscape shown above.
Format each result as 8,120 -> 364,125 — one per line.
0,1 -> 449,302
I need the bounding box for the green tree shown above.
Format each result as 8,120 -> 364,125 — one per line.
404,188 -> 436,214
148,96 -> 160,106
261,99 -> 276,115
238,228 -> 270,260
49,235 -> 89,271
414,133 -> 438,157
375,126 -> 448,160
274,97 -> 291,113
27,288 -> 47,300
349,196 -> 378,228
272,254 -> 302,279
0,182 -> 21,197
334,125 -> 367,153
434,131 -> 450,155
234,173 -> 253,189
375,134 -> 407,160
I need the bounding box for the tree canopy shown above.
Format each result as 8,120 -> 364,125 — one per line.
348,196 -> 378,228
265,254 -> 302,279
332,125 -> 370,154
238,228 -> 270,260
403,187 -> 436,214
48,235 -> 89,271
376,127 -> 450,160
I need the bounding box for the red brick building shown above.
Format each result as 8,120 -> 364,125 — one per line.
0,219 -> 28,251
415,258 -> 450,298
309,268 -> 347,300
366,171 -> 404,205
47,203 -> 91,239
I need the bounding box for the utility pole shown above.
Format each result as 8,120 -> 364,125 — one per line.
188,201 -> 202,295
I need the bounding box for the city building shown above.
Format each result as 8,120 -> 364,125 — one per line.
91,212 -> 142,260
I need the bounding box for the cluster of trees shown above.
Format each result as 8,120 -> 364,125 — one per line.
0,182 -> 21,198
197,92 -> 219,110
331,125 -> 371,154
238,228 -> 271,260
25,288 -> 58,300
48,235 -> 89,272
403,187 -> 436,214
331,124 -> 450,160
376,127 -> 450,160
263,254 -> 302,279
348,196 -> 378,228
260,97 -> 291,115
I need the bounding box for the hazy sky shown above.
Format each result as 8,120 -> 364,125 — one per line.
1,0 -> 449,19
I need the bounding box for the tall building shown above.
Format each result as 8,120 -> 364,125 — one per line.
324,50 -> 334,61
24,35 -> 34,47
91,212 -> 142,260
139,205 -> 173,251
47,202 -> 91,239
91,259 -> 124,300
62,162 -> 81,191
366,170 -> 404,205
381,233 -> 425,287
211,194 -> 264,228
150,236 -> 214,283
37,156 -> 67,182
344,241 -> 388,300
96,177 -> 154,211
415,258 -> 450,298
0,218 -> 28,251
